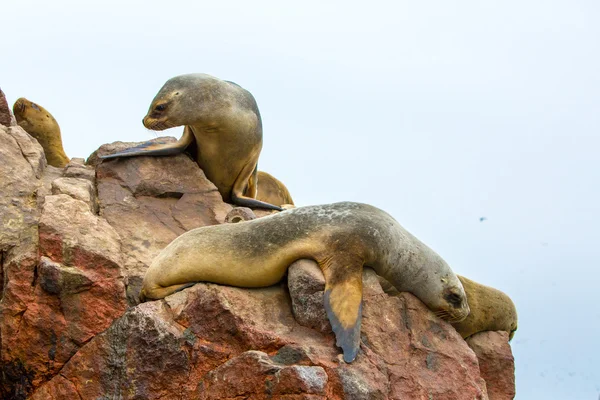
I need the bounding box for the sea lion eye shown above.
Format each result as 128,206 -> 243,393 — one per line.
445,293 -> 462,308
155,104 -> 167,111
31,103 -> 40,111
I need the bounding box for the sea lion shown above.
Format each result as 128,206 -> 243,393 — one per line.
12,98 -> 69,167
139,201 -> 470,363
100,73 -> 282,211
256,171 -> 294,207
378,274 -> 518,340
451,275 -> 518,340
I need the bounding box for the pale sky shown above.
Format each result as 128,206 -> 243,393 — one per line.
3,1 -> 599,398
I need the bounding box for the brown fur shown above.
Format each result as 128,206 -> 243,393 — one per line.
101,73 -> 282,211
452,275 -> 518,340
12,98 -> 69,168
256,171 -> 294,207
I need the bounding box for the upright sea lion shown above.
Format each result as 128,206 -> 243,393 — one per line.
12,98 -> 70,167
378,274 -> 518,340
100,73 -> 282,211
256,171 -> 294,207
139,202 -> 470,363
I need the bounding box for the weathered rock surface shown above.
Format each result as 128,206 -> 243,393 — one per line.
0,88 -> 13,127
0,133 -> 516,399
467,332 -> 516,400
91,139 -> 232,301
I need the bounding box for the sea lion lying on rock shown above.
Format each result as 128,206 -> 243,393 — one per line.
139,201 -> 469,362
378,274 -> 518,340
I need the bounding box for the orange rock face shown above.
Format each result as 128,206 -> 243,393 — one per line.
467,331 -> 516,400
0,134 -> 516,399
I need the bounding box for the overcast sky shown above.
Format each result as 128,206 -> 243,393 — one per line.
2,1 -> 599,398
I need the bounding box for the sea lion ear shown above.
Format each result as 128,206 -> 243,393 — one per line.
321,261 -> 364,363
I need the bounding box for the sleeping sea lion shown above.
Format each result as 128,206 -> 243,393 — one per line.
139,201 -> 470,363
100,73 -> 282,211
378,274 -> 518,340
12,98 -> 69,167
451,275 -> 518,340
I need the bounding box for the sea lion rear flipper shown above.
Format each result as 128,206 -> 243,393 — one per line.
231,161 -> 283,211
321,257 -> 364,363
100,126 -> 194,159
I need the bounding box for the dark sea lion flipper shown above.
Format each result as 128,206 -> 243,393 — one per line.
100,126 -> 194,160
321,257 -> 364,363
231,161 -> 283,211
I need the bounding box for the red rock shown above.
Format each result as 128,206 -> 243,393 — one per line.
467,331 -> 516,400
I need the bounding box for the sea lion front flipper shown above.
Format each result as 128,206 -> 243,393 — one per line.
320,256 -> 364,363
231,160 -> 283,211
100,126 -> 194,159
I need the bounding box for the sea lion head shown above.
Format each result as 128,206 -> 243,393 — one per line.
400,265 -> 470,323
435,274 -> 471,322
12,97 -> 59,135
142,73 -> 260,133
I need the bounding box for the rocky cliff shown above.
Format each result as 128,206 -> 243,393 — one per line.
0,97 -> 515,399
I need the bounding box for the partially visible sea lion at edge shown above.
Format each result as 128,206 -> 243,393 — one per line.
451,275 -> 518,340
378,274 -> 518,340
12,97 -> 70,167
256,170 -> 294,207
139,201 -> 470,363
100,73 -> 283,211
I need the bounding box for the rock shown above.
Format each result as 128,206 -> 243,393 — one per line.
225,206 -> 257,223
32,275 -> 489,399
0,124 -> 46,400
288,260 -> 488,399
63,157 -> 95,182
5,125 -> 47,179
93,139 -> 232,284
51,177 -> 98,213
197,350 -> 328,399
467,331 -> 516,400
35,166 -> 64,208
2,136 -> 515,398
1,194 -> 127,395
0,88 -> 12,127
287,260 -> 330,333
0,125 -> 43,251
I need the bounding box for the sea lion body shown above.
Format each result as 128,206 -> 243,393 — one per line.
140,201 -> 469,362
13,98 -> 69,167
378,274 -> 518,340
452,275 -> 518,340
256,171 -> 294,207
101,73 -> 282,210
